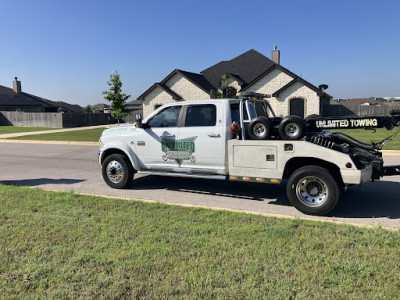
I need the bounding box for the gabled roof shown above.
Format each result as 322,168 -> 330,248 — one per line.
138,81 -> 182,101
170,70 -> 214,93
138,69 -> 214,101
272,76 -> 328,98
201,49 -> 276,89
0,85 -> 55,108
241,63 -> 331,98
42,99 -> 84,113
0,84 -> 83,112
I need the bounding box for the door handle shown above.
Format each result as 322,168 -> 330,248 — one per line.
208,133 -> 221,138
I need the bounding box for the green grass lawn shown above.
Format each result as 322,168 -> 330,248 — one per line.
0,126 -> 57,134
331,128 -> 400,150
0,185 -> 399,299
7,128 -> 106,142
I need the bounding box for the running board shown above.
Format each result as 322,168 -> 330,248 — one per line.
138,171 -> 227,180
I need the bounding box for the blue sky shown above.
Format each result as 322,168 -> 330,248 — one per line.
0,0 -> 399,106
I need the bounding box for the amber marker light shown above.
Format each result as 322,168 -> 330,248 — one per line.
230,177 -> 238,180
256,178 -> 265,182
243,177 -> 251,181
271,179 -> 280,183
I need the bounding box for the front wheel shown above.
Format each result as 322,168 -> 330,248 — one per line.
286,166 -> 339,215
102,154 -> 134,189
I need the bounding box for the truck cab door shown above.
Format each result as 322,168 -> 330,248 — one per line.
134,105 -> 182,170
176,103 -> 226,175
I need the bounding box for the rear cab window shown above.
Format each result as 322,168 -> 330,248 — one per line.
184,104 -> 216,127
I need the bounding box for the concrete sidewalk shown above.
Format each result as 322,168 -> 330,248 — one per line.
0,124 -> 114,139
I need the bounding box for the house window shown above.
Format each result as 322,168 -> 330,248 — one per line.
223,87 -> 237,98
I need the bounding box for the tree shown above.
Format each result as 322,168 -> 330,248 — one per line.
210,74 -> 236,99
83,105 -> 92,113
103,71 -> 131,125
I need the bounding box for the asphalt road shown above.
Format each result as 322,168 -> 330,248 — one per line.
1,143 -> 400,229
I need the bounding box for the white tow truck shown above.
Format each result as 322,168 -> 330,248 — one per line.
99,93 -> 400,215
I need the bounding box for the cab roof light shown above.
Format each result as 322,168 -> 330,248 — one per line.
236,92 -> 271,99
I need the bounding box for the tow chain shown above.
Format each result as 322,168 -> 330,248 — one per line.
375,128 -> 400,150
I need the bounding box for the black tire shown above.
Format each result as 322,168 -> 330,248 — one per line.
286,166 -> 340,215
304,114 -> 320,121
278,116 -> 305,140
247,117 -> 272,140
102,154 -> 134,189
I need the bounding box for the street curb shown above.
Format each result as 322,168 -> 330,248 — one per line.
381,150 -> 400,156
0,125 -> 110,139
41,188 -> 398,231
0,139 -> 99,146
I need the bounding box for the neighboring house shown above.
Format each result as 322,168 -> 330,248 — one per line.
92,103 -> 112,113
344,98 -> 381,106
138,48 -> 331,118
0,77 -> 83,113
384,97 -> 400,103
92,100 -> 143,116
127,99 -> 143,111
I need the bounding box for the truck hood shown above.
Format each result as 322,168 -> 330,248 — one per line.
101,124 -> 139,137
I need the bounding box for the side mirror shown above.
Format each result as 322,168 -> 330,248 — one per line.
135,114 -> 143,128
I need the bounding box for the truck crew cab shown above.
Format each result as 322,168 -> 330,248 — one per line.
99,93 -> 400,216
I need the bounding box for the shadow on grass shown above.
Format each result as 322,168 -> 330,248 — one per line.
130,175 -> 291,206
0,178 -> 85,187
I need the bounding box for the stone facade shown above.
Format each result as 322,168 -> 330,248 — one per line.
276,82 -> 320,116
245,69 -> 294,115
142,73 -> 210,118
142,89 -> 174,118
165,74 -> 210,101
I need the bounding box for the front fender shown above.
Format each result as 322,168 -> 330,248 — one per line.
100,142 -> 141,171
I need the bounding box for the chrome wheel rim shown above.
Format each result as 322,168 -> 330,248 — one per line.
253,123 -> 266,137
284,123 -> 299,138
106,160 -> 124,184
296,176 -> 328,207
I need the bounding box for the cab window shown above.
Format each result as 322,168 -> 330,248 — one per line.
184,104 -> 216,127
147,105 -> 181,127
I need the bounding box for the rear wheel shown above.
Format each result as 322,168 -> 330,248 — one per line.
102,154 -> 134,189
278,116 -> 305,140
287,166 -> 339,215
248,117 -> 272,140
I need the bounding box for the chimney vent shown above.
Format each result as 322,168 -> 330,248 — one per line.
13,77 -> 22,93
271,45 -> 280,64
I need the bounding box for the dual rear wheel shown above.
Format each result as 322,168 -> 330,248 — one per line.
287,166 -> 340,215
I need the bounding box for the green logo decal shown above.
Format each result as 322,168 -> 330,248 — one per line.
161,136 -> 197,166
